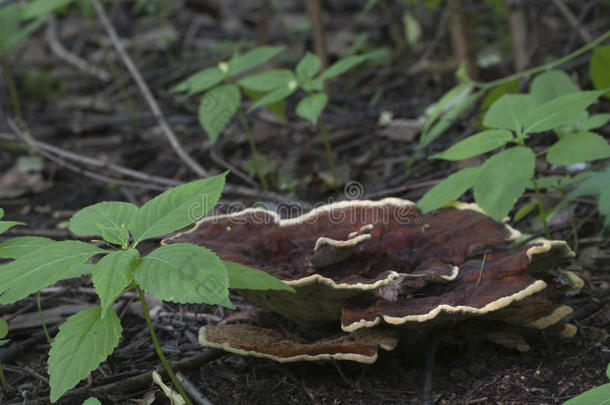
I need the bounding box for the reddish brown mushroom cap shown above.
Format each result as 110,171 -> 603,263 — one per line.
199,324 -> 398,364
163,198 -> 521,325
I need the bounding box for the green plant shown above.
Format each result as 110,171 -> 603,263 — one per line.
563,363 -> 610,404
171,45 -> 286,190
417,69 -> 610,230
0,174 -> 294,403
238,49 -> 386,185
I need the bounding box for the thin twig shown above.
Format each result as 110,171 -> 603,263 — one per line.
176,372 -> 215,405
45,17 -> 111,82
551,0 -> 593,43
90,0 -> 209,177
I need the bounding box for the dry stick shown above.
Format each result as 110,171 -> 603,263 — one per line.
508,0 -> 529,71
551,0 -> 593,43
90,0 -> 209,178
7,121 -> 166,191
448,0 -> 478,79
45,17 -> 111,82
304,0 -> 328,69
176,372 -> 215,405
0,131 -> 300,205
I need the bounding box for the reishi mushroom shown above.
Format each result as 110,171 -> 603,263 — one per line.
162,198 -> 582,363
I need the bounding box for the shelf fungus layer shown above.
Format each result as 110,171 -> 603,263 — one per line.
163,198 -> 583,362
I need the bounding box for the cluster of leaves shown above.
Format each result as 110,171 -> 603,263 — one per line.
172,46 -> 384,142
0,175 -> 293,402
417,69 -> 610,223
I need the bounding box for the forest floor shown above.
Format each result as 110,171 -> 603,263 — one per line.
0,1 -> 608,404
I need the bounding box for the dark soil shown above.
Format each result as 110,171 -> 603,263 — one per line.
1,1 -> 609,404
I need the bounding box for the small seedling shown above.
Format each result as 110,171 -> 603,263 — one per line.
0,174 -> 294,403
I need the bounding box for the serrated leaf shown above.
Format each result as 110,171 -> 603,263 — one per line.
198,84 -> 240,144
96,222 -> 129,246
530,70 -> 578,103
129,173 -> 226,243
92,249 -> 139,318
302,77 -> 323,92
134,244 -> 232,307
590,45 -> 610,99
417,166 -> 482,213
581,113 -> 610,130
69,202 -> 138,241
431,130 -> 513,161
0,241 -> 105,304
48,306 -> 122,402
319,54 -> 367,79
223,261 -> 294,292
227,46 -> 284,77
0,220 -> 25,234
295,93 -> 328,125
562,383 -> 610,405
483,94 -> 536,133
170,67 -> 224,95
523,91 -> 603,134
237,69 -> 295,92
296,52 -> 321,83
82,398 -> 102,405
473,147 -> 535,221
0,317 -> 8,339
546,132 -> 610,165
0,236 -> 56,259
247,84 -> 296,112
20,0 -> 74,19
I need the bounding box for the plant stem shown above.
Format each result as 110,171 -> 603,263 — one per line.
531,176 -> 551,239
238,107 -> 269,190
562,190 -> 579,253
36,292 -> 52,345
1,53 -> 23,124
0,361 -> 10,392
318,121 -> 337,181
470,30 -> 610,90
137,286 -> 192,405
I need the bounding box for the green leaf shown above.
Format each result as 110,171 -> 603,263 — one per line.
590,45 -> 610,99
483,94 -> 536,133
0,15 -> 47,54
82,398 -> 102,405
0,317 -> 8,339
0,220 -> 25,234
513,201 -> 537,222
0,241 -> 105,304
0,236 -> 56,259
419,91 -> 480,149
568,167 -> 610,227
431,130 -> 514,161
241,87 -> 286,121
295,93 -> 328,125
20,0 -> 75,19
473,147 -> 535,221
247,84 -> 297,112
479,80 -> 519,114
96,223 -> 129,246
237,69 -> 295,92
135,244 -> 232,307
223,260 -> 294,292
170,67 -> 224,95
319,54 -> 367,79
526,176 -> 559,190
92,249 -> 139,318
581,113 -> 610,130
523,91 -> 604,134
606,363 -> 610,380
529,70 -> 578,103
129,173 -> 226,243
302,77 -> 324,92
417,166 -> 482,213
69,202 -> 138,242
559,171 -> 593,188
227,46 -> 285,77
562,383 -> 610,405
296,52 -> 322,83
48,306 -> 122,402
198,84 -> 241,144
546,132 -> 610,165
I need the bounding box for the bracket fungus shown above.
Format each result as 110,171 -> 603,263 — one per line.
163,198 -> 583,363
